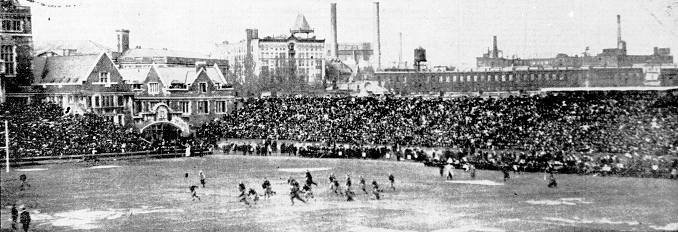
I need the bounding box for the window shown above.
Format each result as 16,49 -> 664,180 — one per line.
94,96 -> 100,107
216,101 -> 226,113
197,101 -> 209,114
149,82 -> 160,94
501,75 -> 506,82
118,96 -> 124,106
1,20 -> 22,32
179,101 -> 190,114
509,74 -> 514,81
1,45 -> 14,75
99,72 -> 110,83
200,82 -> 207,93
453,75 -> 458,82
132,84 -> 142,90
473,75 -> 478,82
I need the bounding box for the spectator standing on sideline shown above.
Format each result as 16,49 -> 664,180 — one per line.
11,204 -> 18,230
20,207 -> 31,232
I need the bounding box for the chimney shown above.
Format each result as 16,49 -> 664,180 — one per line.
617,15 -> 626,50
492,36 -> 499,59
116,29 -> 130,54
330,3 -> 339,59
373,2 -> 381,70
195,61 -> 207,72
398,32 -> 402,68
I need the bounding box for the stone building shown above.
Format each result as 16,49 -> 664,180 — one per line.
10,53 -> 133,125
1,0 -> 33,103
124,63 -> 234,137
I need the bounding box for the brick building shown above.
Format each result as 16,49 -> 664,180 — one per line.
124,63 -> 234,137
1,0 -> 33,103
10,53 -> 133,125
210,14 -> 325,85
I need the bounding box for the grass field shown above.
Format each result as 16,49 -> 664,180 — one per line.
1,154 -> 677,232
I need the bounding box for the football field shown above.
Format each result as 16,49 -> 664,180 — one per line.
1,154 -> 677,231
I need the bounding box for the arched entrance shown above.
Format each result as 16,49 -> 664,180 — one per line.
141,122 -> 183,142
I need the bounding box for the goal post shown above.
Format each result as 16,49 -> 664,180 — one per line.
2,120 -> 8,173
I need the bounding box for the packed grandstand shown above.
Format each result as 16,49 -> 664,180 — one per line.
2,91 -> 677,178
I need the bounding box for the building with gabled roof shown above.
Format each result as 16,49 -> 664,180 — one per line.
7,53 -> 133,125
128,63 -> 234,137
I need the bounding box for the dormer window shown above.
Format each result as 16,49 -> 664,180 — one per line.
99,72 -> 110,83
199,82 -> 207,93
149,82 -> 160,94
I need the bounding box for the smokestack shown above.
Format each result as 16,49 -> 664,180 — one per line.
398,32 -> 402,68
617,15 -> 621,48
492,36 -> 498,59
373,2 -> 381,70
330,3 -> 338,59
116,29 -> 130,54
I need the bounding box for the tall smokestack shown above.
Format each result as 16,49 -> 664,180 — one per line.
492,36 -> 498,59
617,15 -> 621,48
398,32 -> 402,68
373,2 -> 381,70
330,3 -> 338,59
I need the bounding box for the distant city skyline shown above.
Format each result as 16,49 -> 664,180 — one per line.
24,0 -> 678,68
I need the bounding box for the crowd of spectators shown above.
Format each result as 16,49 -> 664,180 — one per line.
0,102 -> 152,158
199,91 -> 678,178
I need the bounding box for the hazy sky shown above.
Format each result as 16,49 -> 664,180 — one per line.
24,0 -> 678,68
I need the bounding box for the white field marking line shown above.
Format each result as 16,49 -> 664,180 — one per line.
525,200 -> 576,206
542,217 -> 640,226
430,225 -> 505,232
88,165 -> 121,169
32,206 -> 183,230
526,198 -> 593,205
349,225 -> 417,232
650,223 -> 678,231
15,168 -> 48,171
277,167 -> 332,172
445,180 -> 505,186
